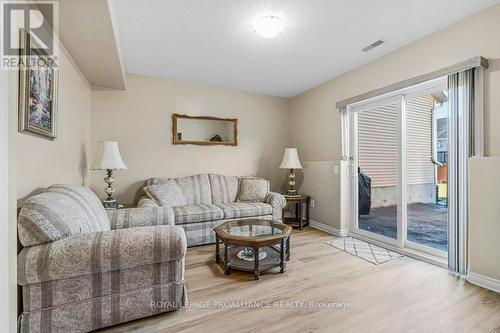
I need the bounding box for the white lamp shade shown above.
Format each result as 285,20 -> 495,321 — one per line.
91,141 -> 128,170
279,148 -> 302,169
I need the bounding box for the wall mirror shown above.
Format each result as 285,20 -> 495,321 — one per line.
172,113 -> 238,146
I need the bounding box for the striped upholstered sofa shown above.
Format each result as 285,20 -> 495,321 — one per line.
137,174 -> 286,246
17,184 -> 187,333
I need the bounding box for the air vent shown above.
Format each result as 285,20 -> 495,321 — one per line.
362,39 -> 385,52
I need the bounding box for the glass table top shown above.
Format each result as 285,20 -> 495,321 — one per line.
218,220 -> 286,238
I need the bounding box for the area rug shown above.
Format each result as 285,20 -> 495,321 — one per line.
325,237 -> 403,265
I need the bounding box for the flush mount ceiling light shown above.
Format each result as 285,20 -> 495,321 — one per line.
253,15 -> 284,38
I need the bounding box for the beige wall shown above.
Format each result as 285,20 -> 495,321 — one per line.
91,74 -> 289,204
289,4 -> 500,231
11,45 -> 92,204
8,37 -> 91,330
469,157 -> 500,281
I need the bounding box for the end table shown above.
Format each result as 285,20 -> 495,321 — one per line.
282,194 -> 310,230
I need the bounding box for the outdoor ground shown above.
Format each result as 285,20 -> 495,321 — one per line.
358,203 -> 448,251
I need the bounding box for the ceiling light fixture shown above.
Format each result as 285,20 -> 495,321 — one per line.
253,15 -> 284,38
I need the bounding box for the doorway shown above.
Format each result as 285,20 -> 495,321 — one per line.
347,77 -> 448,259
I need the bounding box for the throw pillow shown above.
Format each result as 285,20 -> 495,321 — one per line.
237,178 -> 270,202
144,181 -> 187,208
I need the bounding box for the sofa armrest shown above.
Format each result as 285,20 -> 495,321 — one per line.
138,196 -> 159,208
107,207 -> 174,230
265,192 -> 286,221
18,225 -> 187,285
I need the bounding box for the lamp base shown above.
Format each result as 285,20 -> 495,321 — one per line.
103,197 -> 118,209
103,169 -> 118,209
286,168 -> 300,196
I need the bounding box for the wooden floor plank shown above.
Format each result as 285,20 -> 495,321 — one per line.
99,228 -> 500,333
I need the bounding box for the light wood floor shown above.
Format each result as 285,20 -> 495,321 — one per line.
100,228 -> 500,333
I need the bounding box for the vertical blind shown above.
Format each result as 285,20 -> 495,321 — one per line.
448,67 -> 483,276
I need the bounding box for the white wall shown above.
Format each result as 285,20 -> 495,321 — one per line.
91,74 -> 290,204
371,184 -> 436,208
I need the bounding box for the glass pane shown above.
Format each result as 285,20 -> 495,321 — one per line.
405,92 -> 448,251
223,220 -> 283,237
176,117 -> 235,143
357,101 -> 399,239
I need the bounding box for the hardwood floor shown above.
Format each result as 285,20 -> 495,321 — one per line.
100,228 -> 500,333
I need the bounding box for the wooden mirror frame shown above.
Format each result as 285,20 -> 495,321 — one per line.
172,113 -> 238,146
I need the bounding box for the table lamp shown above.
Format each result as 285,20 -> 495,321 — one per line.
279,148 -> 302,196
91,141 -> 128,208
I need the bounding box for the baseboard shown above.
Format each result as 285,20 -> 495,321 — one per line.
467,272 -> 500,293
309,219 -> 349,237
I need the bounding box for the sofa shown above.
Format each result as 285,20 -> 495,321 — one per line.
17,184 -> 187,333
137,174 -> 287,246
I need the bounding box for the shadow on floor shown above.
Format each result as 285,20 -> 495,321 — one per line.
358,203 -> 448,252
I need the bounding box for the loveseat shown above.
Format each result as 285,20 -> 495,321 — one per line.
17,184 -> 187,333
137,174 -> 286,246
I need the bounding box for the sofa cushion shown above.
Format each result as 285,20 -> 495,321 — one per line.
215,202 -> 273,219
137,196 -> 159,208
172,204 -> 223,224
237,178 -> 270,202
209,174 -> 239,203
145,175 -> 211,205
107,207 -> 175,229
144,180 -> 187,208
17,184 -> 110,247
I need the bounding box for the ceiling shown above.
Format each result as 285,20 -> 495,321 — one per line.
115,0 -> 499,97
56,0 -> 127,89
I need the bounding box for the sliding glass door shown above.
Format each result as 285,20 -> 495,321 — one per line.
347,78 -> 448,258
353,96 -> 402,246
405,89 -> 448,254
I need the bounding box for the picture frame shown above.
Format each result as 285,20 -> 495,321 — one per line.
18,28 -> 59,139
172,113 -> 238,146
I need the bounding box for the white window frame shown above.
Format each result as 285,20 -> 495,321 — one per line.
343,77 -> 449,263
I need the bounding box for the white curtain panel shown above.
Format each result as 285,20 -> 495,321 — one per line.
447,67 -> 484,276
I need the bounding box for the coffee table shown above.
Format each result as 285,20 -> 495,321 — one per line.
214,219 -> 292,280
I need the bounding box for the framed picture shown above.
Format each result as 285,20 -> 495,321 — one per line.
18,28 -> 59,139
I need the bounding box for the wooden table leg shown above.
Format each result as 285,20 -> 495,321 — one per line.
280,239 -> 286,273
298,201 -> 303,230
286,236 -> 290,261
215,234 -> 220,263
305,197 -> 310,227
224,242 -> 231,275
254,248 -> 260,280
